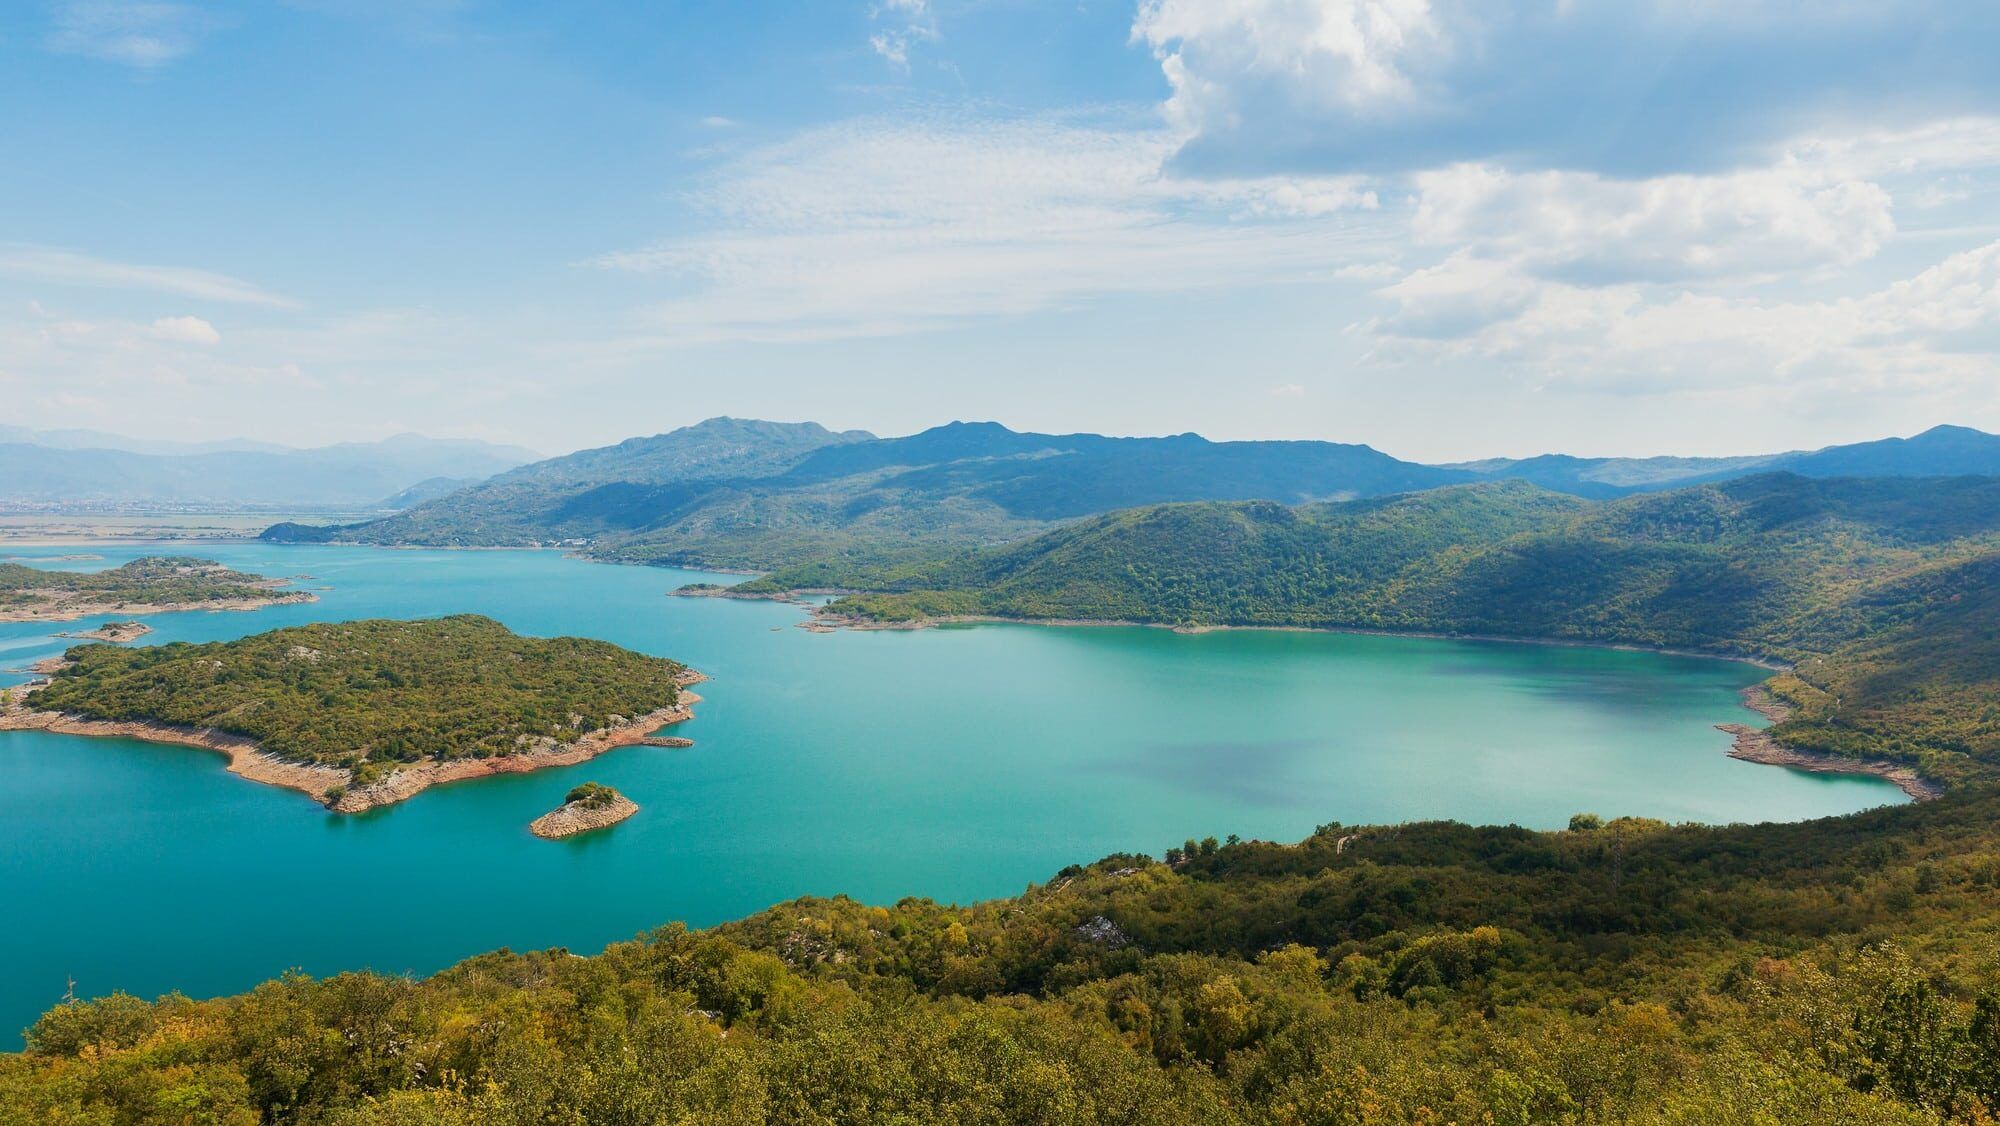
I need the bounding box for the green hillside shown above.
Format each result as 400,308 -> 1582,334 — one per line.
11,785 -> 2000,1122
816,475 -> 2000,784
262,418 -> 1475,569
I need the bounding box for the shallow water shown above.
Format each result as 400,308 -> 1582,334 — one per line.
0,543 -> 1901,1043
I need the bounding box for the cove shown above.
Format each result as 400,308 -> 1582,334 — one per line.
0,544 -> 1904,1045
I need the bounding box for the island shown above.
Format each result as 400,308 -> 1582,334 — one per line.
529,781 -> 638,838
54,620 -> 151,643
0,615 -> 702,812
0,557 -> 315,623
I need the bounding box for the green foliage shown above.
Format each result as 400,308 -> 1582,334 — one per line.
26,616 -> 688,769
15,788 -> 2000,1122
563,781 -> 621,809
0,556 -> 291,614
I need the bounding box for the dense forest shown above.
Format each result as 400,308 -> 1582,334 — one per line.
9,785 -> 2000,1122
24,616 -> 689,775
797,474 -> 2000,787
0,556 -> 302,618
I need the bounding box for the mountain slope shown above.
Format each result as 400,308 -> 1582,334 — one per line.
1458,425 -> 2000,497
267,419 -> 1472,565
274,418 -> 877,548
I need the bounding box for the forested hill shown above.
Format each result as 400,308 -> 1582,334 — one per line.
265,418 -> 1473,567
264,420 -> 2000,572
815,474 -> 2000,785
12,782 -> 2000,1121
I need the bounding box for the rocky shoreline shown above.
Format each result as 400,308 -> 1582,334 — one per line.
1716,686 -> 1942,802
0,589 -> 317,624
529,793 -> 639,839
0,671 -> 705,813
55,621 -> 152,643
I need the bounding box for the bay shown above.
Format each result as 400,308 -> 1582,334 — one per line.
0,543 -> 1902,1044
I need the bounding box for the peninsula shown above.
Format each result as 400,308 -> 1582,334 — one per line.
529,781 -> 638,838
0,615 -> 702,812
0,556 -> 314,623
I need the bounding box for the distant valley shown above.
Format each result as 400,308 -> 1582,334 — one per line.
0,429 -> 538,510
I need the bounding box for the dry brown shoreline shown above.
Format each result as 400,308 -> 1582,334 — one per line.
529,793 -> 640,839
0,673 -> 705,814
1716,686 -> 1942,802
0,590 -> 317,625
55,622 -> 153,643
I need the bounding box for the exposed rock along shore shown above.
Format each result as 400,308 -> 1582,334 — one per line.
529,794 -> 639,839
1716,686 -> 1943,802
55,621 -> 153,643
0,589 -> 317,624
0,670 -> 705,814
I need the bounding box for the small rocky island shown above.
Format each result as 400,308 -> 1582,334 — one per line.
1,615 -> 702,813
529,781 -> 638,838
56,620 -> 152,643
0,557 -> 314,623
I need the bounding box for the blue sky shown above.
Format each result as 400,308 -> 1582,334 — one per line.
4,0 -> 1999,460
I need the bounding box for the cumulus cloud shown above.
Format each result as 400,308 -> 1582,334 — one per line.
149,315 -> 220,344
45,1 -> 206,67
0,247 -> 299,308
1411,163 -> 1896,283
595,115 -> 1385,341
1134,0 -> 2000,176
1366,238 -> 2000,399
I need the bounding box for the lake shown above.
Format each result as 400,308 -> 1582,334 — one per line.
0,543 -> 1903,1044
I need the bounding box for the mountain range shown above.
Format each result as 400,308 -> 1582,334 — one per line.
264,419 -> 2000,569
0,432 -> 540,510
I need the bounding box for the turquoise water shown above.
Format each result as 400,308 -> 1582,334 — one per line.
0,544 -> 1902,1044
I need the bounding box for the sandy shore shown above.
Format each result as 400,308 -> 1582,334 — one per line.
1715,686 -> 1942,802
529,794 -> 639,839
0,672 -> 705,814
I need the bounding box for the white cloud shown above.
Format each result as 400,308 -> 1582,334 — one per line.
1130,0 -> 2000,176
1411,162 -> 1896,283
595,115 -> 1385,342
1366,239 -> 2000,399
1269,382 -> 1305,397
149,315 -> 219,344
869,0 -> 938,71
1135,0 -> 1436,132
45,1 -> 205,67
0,247 -> 299,308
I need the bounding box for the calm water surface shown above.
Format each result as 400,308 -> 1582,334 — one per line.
0,543 -> 1902,1042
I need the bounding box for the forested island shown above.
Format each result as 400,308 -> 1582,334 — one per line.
8,785 -> 2000,1121
752,474 -> 2000,795
1,615 -> 701,812
0,556 -> 314,622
